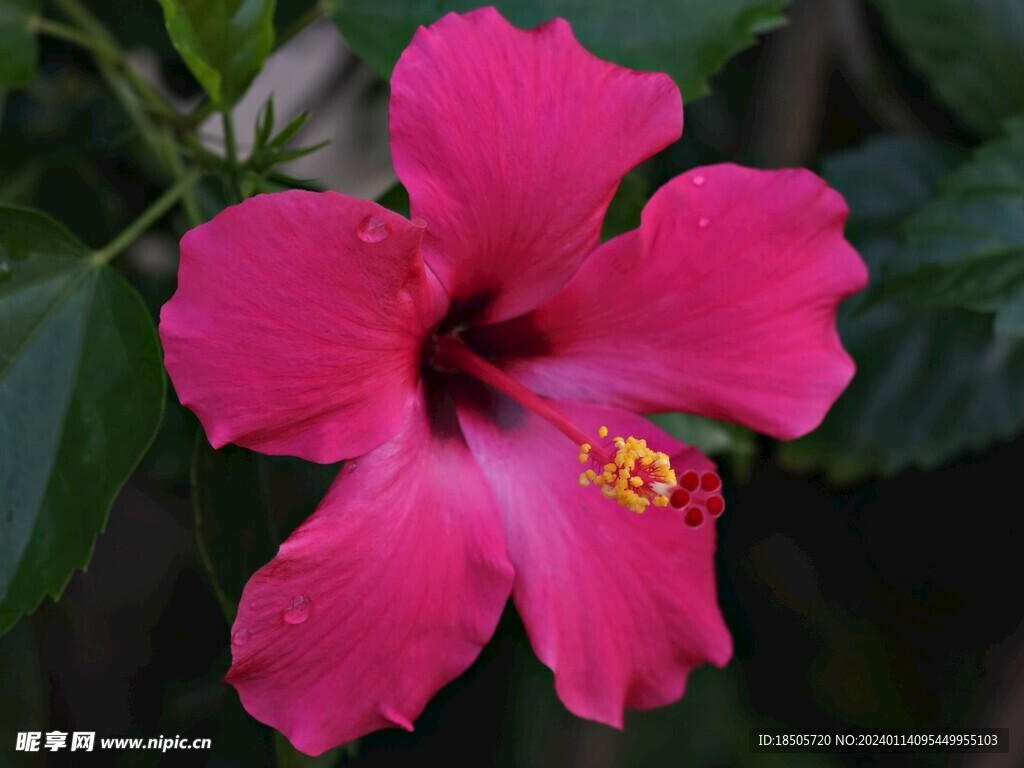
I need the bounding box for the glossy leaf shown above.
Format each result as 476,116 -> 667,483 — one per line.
0,0 -> 41,89
157,0 -> 276,106
329,0 -> 788,100
871,0 -> 1024,135
879,119 -> 1024,333
780,138 -> 1024,480
0,207 -> 165,635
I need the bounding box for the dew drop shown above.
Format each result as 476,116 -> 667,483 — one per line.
698,217 -> 711,229
344,459 -> 358,473
0,260 -> 10,283
282,594 -> 312,625
692,175 -> 705,187
356,215 -> 391,243
411,217 -> 427,229
231,627 -> 250,647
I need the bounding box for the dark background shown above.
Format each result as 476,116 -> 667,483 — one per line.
1,1 -> 1021,766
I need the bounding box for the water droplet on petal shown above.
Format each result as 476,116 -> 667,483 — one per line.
282,594 -> 312,625
356,215 -> 391,243
411,217 -> 427,229
0,260 -> 11,282
692,175 -> 705,187
231,628 -> 250,647
344,459 -> 358,473
698,217 -> 711,229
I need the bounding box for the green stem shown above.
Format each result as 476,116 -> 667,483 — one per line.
169,149 -> 205,228
93,171 -> 201,264
31,16 -> 120,59
190,435 -> 236,625
52,0 -> 178,121
221,110 -> 243,202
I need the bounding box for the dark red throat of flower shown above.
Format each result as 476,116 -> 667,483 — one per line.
432,336 -> 724,526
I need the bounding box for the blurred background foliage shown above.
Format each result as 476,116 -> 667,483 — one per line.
1,0 -> 1023,766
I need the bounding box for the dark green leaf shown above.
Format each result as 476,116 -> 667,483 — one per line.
0,0 -> 42,89
376,181 -> 409,217
253,96 -> 275,152
871,0 -> 1024,135
780,137 -> 1024,480
601,172 -> 647,241
648,412 -> 754,458
157,0 -> 276,106
329,0 -> 788,100
191,441 -> 339,613
0,621 -> 46,767
268,109 -> 311,151
271,140 -> 330,165
879,119 -> 1024,331
0,207 -> 165,635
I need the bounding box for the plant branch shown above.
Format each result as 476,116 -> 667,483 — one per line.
221,111 -> 243,202
93,171 -> 201,264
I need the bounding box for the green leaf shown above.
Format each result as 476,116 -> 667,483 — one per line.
0,621 -> 46,767
871,0 -> 1024,136
879,119 -> 1024,328
0,0 -> 42,89
191,441 -> 339,613
157,0 -> 276,106
329,0 -> 788,100
376,181 -> 409,217
601,172 -> 648,241
648,412 -> 754,458
0,207 -> 165,635
780,137 -> 1024,480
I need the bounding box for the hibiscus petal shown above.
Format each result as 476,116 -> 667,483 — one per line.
455,389 -> 731,727
160,190 -> 447,463
475,165 -> 869,439
226,389 -> 514,755
390,7 -> 682,325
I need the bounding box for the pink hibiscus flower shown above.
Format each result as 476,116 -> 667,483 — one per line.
159,7 -> 867,756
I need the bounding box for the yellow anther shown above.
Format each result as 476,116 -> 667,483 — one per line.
578,453 -> 588,463
598,425 -> 608,438
576,428 -> 678,514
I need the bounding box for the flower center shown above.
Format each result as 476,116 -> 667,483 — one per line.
432,337 -> 724,526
